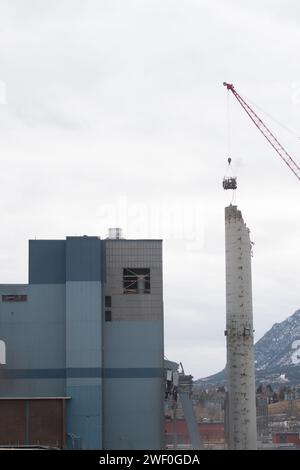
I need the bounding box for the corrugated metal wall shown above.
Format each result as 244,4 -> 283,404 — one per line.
0,398 -> 66,447
0,283 -> 66,397
103,240 -> 164,450
66,237 -> 103,449
0,237 -> 164,450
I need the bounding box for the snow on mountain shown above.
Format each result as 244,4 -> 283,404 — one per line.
197,309 -> 300,386
255,309 -> 300,371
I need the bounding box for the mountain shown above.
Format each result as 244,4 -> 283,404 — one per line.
197,309 -> 300,386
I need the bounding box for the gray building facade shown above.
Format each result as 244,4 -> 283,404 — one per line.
0,235 -> 164,449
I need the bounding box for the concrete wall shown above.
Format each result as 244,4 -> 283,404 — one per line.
225,205 -> 257,450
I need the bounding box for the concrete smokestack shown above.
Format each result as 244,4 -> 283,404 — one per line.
225,205 -> 257,450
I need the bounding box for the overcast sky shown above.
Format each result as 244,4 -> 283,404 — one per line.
0,0 -> 299,378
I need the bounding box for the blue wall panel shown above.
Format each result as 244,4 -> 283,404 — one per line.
0,284 -> 66,397
29,240 -> 66,284
66,237 -> 101,282
1,236 -> 164,451
66,237 -> 103,449
66,384 -> 102,449
103,322 -> 164,450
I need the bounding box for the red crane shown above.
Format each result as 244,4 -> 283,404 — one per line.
223,82 -> 300,182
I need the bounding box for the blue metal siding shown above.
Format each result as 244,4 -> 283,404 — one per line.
0,284 -> 66,397
66,237 -> 101,282
29,240 -> 66,284
66,278 -> 103,449
66,282 -> 102,368
0,367 -> 163,380
104,323 -> 163,369
104,378 -> 163,449
66,384 -> 102,449
0,236 -> 164,451
103,322 -> 164,450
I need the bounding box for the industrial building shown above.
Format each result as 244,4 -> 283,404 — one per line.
225,205 -> 257,450
0,231 -> 164,449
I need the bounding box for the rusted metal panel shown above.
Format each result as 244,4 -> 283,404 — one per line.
0,399 -> 65,448
0,400 -> 26,445
29,399 -> 64,448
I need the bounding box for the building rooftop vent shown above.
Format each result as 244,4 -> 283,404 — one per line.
107,228 -> 123,239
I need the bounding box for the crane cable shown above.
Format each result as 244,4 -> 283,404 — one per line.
227,89 -> 232,158
226,90 -> 236,204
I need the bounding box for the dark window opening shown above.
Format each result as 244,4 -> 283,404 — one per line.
105,296 -> 111,308
123,268 -> 150,294
2,295 -> 27,302
105,311 -> 112,322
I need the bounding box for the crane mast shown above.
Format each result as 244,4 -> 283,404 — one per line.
223,82 -> 300,182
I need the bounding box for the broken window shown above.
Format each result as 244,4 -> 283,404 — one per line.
123,268 -> 150,294
105,296 -> 111,308
2,295 -> 27,302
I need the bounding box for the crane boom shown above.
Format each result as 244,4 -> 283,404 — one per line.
223,82 -> 300,182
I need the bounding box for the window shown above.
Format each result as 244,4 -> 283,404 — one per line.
105,296 -> 111,308
0,340 -> 6,365
105,311 -> 112,322
123,268 -> 150,294
2,295 -> 27,302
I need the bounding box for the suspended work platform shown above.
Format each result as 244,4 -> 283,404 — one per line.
223,177 -> 237,190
